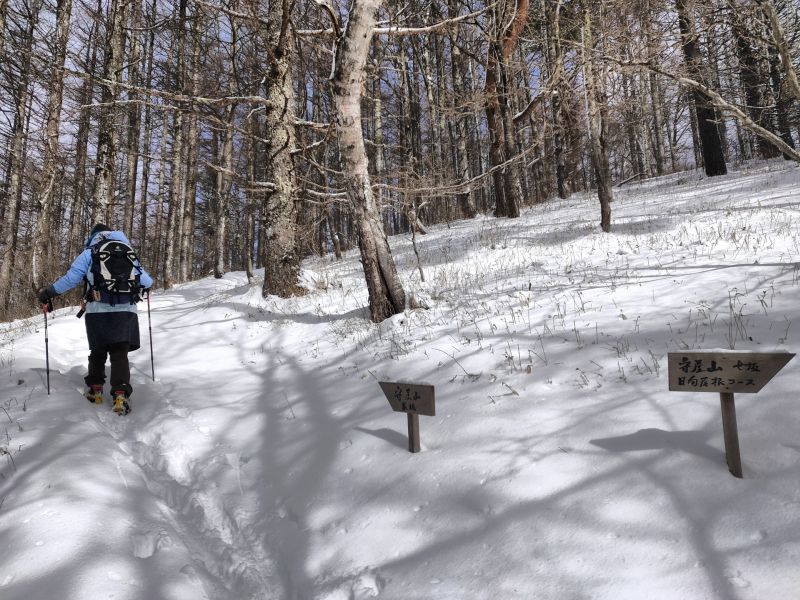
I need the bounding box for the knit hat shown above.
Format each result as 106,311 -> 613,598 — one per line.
90,223 -> 110,237
85,223 -> 111,247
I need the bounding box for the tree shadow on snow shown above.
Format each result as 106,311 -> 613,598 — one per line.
590,428 -> 726,465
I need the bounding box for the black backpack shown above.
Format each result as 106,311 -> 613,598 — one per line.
89,237 -> 142,305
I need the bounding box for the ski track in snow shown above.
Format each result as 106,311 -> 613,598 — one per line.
1,161 -> 800,599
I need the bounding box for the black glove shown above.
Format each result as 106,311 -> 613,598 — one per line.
37,285 -> 57,305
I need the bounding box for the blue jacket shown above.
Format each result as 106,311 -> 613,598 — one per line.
53,231 -> 154,315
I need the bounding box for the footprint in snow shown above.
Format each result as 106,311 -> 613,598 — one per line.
131,529 -> 170,558
724,569 -> 750,589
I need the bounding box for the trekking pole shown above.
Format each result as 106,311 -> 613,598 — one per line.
42,300 -> 53,395
146,289 -> 155,381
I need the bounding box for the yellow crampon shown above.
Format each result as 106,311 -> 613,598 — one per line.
112,394 -> 131,416
86,387 -> 104,404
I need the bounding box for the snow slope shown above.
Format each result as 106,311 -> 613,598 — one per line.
1,161 -> 799,600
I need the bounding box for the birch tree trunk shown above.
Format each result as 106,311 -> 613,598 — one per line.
153,113 -> 169,272
163,111 -> 183,289
123,0 -> 143,234
448,22 -> 477,217
544,0 -> 568,199
91,0 -> 128,223
332,0 -> 407,322
583,3 -> 613,232
244,129 -> 256,282
137,0 -> 158,249
33,0 -> 72,290
68,3 -> 101,258
214,105 -> 235,279
179,28 -> 201,283
162,0 -> 187,289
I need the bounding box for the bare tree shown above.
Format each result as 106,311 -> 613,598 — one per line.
331,0 -> 407,321
32,0 -> 73,290
582,0 -> 613,232
675,0 -> 728,176
261,0 -> 302,297
0,0 -> 40,313
485,0 -> 529,218
91,0 -> 128,222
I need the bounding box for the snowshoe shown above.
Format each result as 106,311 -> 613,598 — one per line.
85,384 -> 104,404
111,391 -> 131,416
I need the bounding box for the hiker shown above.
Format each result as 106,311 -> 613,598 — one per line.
36,223 -> 153,416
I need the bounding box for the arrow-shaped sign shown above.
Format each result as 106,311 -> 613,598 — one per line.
668,351 -> 794,394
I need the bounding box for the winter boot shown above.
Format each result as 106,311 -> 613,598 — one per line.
111,390 -> 131,416
85,384 -> 104,404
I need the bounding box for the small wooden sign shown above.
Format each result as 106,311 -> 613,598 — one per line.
379,381 -> 435,416
668,351 -> 794,393
379,381 -> 435,453
667,351 -> 794,478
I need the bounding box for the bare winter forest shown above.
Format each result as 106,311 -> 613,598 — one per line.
1,0 -> 798,322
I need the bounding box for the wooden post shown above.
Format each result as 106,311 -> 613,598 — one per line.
407,413 -> 421,453
720,392 -> 743,478
667,352 -> 794,478
379,381 -> 435,454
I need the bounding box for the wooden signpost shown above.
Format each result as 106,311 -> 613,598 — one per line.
379,381 -> 435,453
667,351 -> 794,478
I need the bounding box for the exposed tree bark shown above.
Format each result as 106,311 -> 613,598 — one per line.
244,128 -> 257,282
448,32 -> 477,217
68,0 -> 102,259
675,0 -> 727,176
123,0 -> 144,234
33,0 -> 73,290
214,105 -> 235,279
91,0 -> 128,223
623,60 -> 800,162
648,69 -> 666,176
701,7 -> 730,162
0,0 -> 38,313
544,0 -> 568,198
485,0 -> 529,217
0,0 -> 8,61
261,0 -> 302,297
331,0 -> 407,322
179,10 -> 203,282
583,2 -> 612,232
731,6 -> 781,158
136,0 -> 158,250
163,110 -> 184,289
163,0 -> 188,289
758,0 -> 800,102
621,67 -> 645,178
768,45 -> 796,153
153,113 -> 169,273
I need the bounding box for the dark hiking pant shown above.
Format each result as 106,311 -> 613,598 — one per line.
84,342 -> 133,397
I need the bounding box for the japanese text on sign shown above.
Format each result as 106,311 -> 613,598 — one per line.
667,352 -> 794,394
379,381 -> 435,416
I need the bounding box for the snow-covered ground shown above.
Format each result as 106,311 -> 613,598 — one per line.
1,161 -> 799,600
